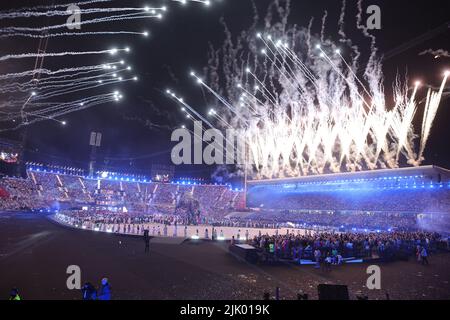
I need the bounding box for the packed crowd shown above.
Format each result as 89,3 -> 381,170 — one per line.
248,188 -> 450,213
249,230 -> 444,262
0,170 -> 242,218
241,210 -> 420,231
0,176 -> 44,210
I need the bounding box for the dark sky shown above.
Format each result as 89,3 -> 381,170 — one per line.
0,0 -> 449,180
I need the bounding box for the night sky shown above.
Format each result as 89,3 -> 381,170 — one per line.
0,0 -> 449,180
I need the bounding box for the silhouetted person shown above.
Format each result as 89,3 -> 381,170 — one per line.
144,229 -> 150,253
9,288 -> 21,300
421,247 -> 429,265
81,282 -> 97,300
98,278 -> 111,300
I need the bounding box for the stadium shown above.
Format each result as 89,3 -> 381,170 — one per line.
1,0 -> 450,304
246,166 -> 450,233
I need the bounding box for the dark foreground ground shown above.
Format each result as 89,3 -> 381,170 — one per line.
1,212 -> 449,300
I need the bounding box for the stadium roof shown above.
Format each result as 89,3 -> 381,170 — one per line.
247,165 -> 450,185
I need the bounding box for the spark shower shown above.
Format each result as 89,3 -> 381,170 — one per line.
171,0 -> 449,179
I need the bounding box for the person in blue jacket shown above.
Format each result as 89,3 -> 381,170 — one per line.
98,278 -> 111,300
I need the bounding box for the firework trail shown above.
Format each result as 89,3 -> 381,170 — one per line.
0,48 -> 129,62
0,0 -> 217,131
0,12 -> 164,34
0,31 -> 149,39
0,0 -> 111,15
0,62 -> 122,82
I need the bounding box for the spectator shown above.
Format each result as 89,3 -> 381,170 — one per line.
9,288 -> 21,300
81,282 -> 97,300
98,278 -> 111,300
